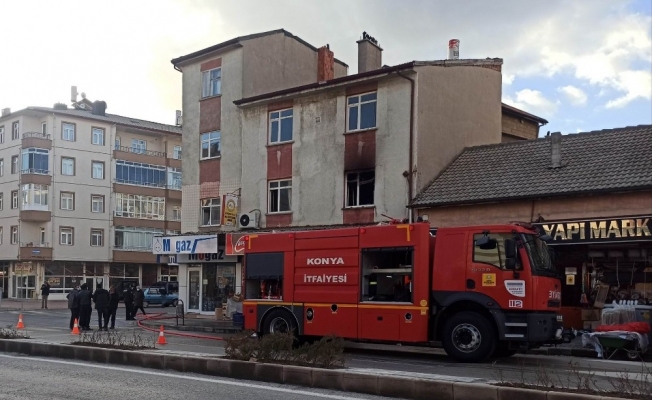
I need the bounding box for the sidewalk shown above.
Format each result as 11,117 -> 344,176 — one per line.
0,299 -> 68,311
140,313 -> 243,334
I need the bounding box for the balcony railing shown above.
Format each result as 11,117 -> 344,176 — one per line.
113,211 -> 165,220
22,132 -> 51,140
114,245 -> 152,252
115,145 -> 167,158
20,242 -> 51,248
21,168 -> 50,175
114,178 -> 166,189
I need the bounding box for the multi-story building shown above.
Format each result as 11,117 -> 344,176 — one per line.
157,29 -> 546,314
0,95 -> 182,300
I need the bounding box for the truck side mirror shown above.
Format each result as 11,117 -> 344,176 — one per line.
504,239 -> 517,259
505,258 -> 517,271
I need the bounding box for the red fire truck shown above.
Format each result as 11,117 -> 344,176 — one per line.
242,222 -> 564,362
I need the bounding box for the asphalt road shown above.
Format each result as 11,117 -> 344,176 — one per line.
1,309 -> 649,391
0,352 -> 398,400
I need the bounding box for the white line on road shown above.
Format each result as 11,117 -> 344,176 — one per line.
0,353 -> 372,400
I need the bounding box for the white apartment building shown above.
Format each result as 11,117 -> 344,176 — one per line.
0,96 -> 182,300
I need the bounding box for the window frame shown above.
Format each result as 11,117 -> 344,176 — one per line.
173,146 -> 182,160
114,193 -> 166,220
11,190 -> 18,209
268,179 -> 292,214
60,227 -> 74,246
345,170 -> 375,208
0,125 -> 4,143
0,158 -> 4,176
61,122 -> 76,141
91,127 -> 105,146
10,226 -> 18,244
268,108 -> 294,144
172,206 -> 182,221
90,229 -> 104,247
131,139 -> 147,154
346,92 -> 378,132
12,121 -> 19,140
115,160 -> 167,188
200,198 -> 221,226
61,157 -> 75,176
91,195 -> 105,213
41,122 -> 47,135
201,67 -> 222,98
11,155 -> 18,174
60,192 -> 75,211
0,193 -> 3,210
200,131 -> 221,160
0,227 -> 3,245
21,147 -> 50,175
21,184 -> 49,208
91,161 -> 105,180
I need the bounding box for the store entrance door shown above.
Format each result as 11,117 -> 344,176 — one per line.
188,268 -> 201,312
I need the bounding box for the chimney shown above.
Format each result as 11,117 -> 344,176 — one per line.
448,39 -> 460,60
92,101 -> 107,116
175,110 -> 182,126
357,31 -> 382,73
71,86 -> 78,103
1,108 -> 10,117
317,45 -> 334,82
550,132 -> 563,168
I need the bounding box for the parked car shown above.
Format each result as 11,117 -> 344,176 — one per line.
143,286 -> 179,307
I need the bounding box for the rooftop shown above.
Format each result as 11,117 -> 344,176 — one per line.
411,124 -> 652,207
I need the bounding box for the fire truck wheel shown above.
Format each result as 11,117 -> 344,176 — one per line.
263,309 -> 297,336
442,312 -> 496,362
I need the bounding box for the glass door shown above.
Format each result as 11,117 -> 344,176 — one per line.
188,268 -> 201,311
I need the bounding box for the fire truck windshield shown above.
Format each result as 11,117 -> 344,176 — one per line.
521,234 -> 557,276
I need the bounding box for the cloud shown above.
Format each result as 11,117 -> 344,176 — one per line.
605,69 -> 652,108
558,85 -> 588,106
504,89 -> 559,117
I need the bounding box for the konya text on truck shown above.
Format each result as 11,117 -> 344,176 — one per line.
242,222 -> 564,362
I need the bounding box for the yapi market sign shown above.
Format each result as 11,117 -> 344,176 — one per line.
535,216 -> 651,244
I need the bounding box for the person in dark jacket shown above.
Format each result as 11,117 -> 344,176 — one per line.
132,286 -> 146,317
77,284 -> 93,331
123,286 -> 135,321
66,286 -> 80,330
108,285 -> 120,329
40,281 -> 51,309
92,284 -> 110,331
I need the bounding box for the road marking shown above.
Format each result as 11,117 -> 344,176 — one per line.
0,353 -> 372,399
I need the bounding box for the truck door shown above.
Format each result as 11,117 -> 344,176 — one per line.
468,232 -> 532,311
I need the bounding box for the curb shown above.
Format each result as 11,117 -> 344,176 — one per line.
0,339 -> 626,400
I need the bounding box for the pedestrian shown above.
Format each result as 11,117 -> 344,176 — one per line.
77,283 -> 93,331
133,286 -> 147,318
123,285 -> 135,321
92,284 -> 110,331
66,285 -> 80,330
40,281 -> 51,309
108,285 -> 119,329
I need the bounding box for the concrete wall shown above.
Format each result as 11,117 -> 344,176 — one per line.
501,113 -> 539,141
414,65 -> 502,193
417,191 -> 652,227
334,61 -> 348,79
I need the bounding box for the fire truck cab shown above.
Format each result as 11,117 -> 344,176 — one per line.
243,222 -> 563,362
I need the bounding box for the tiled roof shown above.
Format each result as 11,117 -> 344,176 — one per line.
411,125 -> 652,207
27,107 -> 181,135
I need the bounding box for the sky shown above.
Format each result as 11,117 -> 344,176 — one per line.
0,0 -> 650,136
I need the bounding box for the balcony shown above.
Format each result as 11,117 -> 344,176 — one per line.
113,181 -> 166,197
114,145 -> 167,166
19,242 -> 53,261
20,209 -> 51,222
20,169 -> 52,185
22,132 -> 52,149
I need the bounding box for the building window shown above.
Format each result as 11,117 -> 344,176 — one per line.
0,158 -> 3,176
269,109 -> 293,144
114,226 -> 163,251
91,195 -> 104,213
0,227 -> 3,244
115,137 -> 121,149
201,68 -> 221,98
60,192 -> 74,211
131,139 -> 147,154
0,126 -> 4,143
115,160 -> 166,188
62,123 -> 75,141
22,184 -> 49,209
115,193 -> 165,220
346,171 -> 375,207
61,157 -> 75,176
11,156 -> 18,174
21,148 -> 49,174
12,121 -> 19,140
173,146 -> 182,160
40,228 -> 45,245
60,227 -> 74,246
167,167 -> 182,190
92,161 -> 104,179
347,92 -> 377,132
172,206 -> 182,221
91,229 -> 103,247
92,128 -> 105,145
42,122 -> 47,135
11,191 -> 18,209
0,193 -> 3,210
11,226 -> 18,244
201,198 -> 221,226
268,179 -> 292,213
200,131 -> 221,159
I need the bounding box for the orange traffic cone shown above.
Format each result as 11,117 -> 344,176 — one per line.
71,318 -> 80,335
157,325 -> 167,345
16,314 -> 25,329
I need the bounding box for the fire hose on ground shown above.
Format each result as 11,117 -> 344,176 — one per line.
134,312 -> 226,341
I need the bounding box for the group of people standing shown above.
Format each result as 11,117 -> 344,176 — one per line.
66,284 -> 146,330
